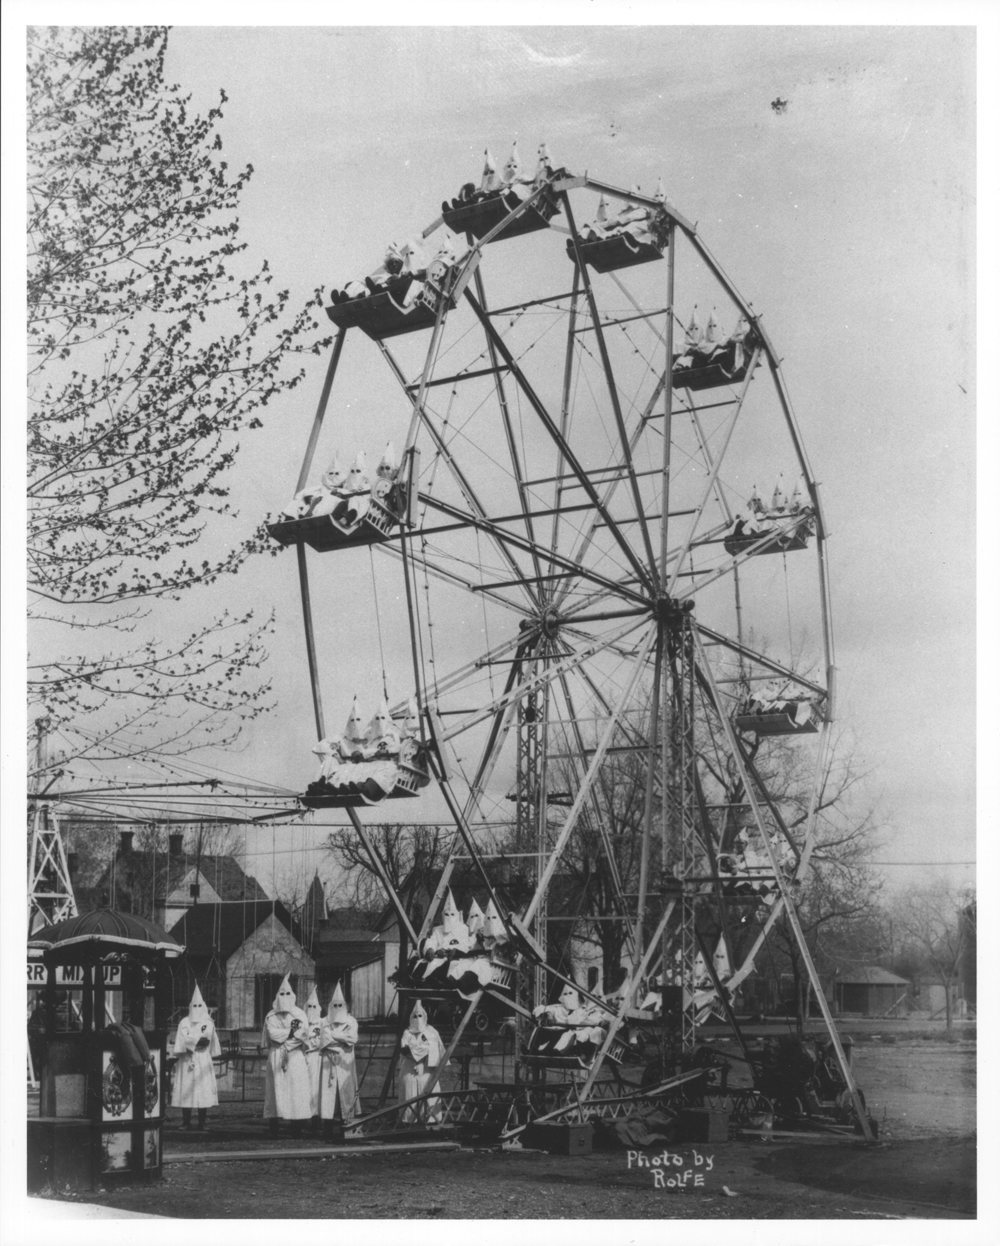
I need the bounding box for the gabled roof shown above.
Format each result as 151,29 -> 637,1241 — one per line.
166,854 -> 269,903
169,900 -> 303,963
85,849 -> 267,912
837,965 -> 910,986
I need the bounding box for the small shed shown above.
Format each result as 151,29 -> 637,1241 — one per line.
834,966 -> 910,1016
312,924 -> 396,1019
169,900 -> 315,1029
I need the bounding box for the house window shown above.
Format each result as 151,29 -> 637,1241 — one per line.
254,973 -> 296,1026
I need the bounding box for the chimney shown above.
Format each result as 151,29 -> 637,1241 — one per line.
118,830 -> 134,855
168,833 -> 184,858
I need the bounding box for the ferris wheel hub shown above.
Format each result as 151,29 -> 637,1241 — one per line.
540,607 -> 561,639
654,595 -> 695,625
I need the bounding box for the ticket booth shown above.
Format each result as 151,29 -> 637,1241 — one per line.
27,907 -> 183,1192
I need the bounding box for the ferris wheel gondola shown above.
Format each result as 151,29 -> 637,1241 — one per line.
272,145 -> 874,1138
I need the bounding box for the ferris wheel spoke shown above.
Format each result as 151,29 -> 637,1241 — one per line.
377,339 -> 543,612
554,373 -> 667,612
665,346 -> 762,597
550,666 -> 639,957
378,539 -> 533,620
563,193 -> 659,577
464,287 -> 657,596
438,616 -> 649,747
695,622 -> 828,698
469,265 -> 546,588
417,490 -> 648,607
522,624 -> 657,927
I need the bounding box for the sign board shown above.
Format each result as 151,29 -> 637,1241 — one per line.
26,962 -> 153,988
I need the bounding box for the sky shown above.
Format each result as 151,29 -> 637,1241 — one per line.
2,10 -> 994,1245
166,22 -> 978,897
10,15 -> 985,904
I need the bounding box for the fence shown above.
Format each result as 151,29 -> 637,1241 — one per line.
201,1027 -> 519,1109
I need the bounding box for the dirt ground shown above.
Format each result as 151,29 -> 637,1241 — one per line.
28,1037 -> 977,1221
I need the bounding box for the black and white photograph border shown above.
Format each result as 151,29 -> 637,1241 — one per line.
3,2 -> 995,1244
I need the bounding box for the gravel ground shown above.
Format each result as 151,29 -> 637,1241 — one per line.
26,1037 -> 976,1221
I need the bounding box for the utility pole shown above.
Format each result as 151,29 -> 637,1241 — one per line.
27,715 -> 77,934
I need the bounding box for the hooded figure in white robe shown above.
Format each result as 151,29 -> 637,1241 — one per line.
361,700 -> 402,801
333,451 -> 371,529
330,698 -> 368,791
371,443 -> 398,506
399,1001 -> 445,1124
481,898 -> 508,952
307,456 -> 347,519
303,986 -> 323,1120
171,985 -> 220,1127
446,897 -> 496,995
421,890 -> 470,981
261,975 -> 312,1131
318,982 -> 359,1134
465,898 -> 486,949
480,148 -> 500,196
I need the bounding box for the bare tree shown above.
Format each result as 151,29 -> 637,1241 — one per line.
325,823 -> 451,929
892,881 -> 975,1030
27,26 -> 329,774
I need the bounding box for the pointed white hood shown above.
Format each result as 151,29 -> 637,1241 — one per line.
483,898 -> 507,943
344,450 -> 370,494
188,984 -> 209,1022
503,141 -> 521,182
305,986 -> 322,1023
466,898 -> 485,937
771,475 -> 787,512
322,455 -> 346,492
272,974 -> 298,1014
408,1000 -> 428,1033
343,697 -> 367,746
558,983 -> 581,1011
327,981 -> 349,1023
440,888 -> 465,934
684,307 -> 701,346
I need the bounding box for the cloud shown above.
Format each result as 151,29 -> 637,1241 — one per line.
519,40 -> 587,70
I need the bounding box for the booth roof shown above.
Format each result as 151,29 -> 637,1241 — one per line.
28,906 -> 184,958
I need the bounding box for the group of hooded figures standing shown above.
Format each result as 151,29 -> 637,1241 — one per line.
169,975 -> 449,1135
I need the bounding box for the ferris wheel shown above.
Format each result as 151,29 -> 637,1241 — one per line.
269,144 -> 872,1137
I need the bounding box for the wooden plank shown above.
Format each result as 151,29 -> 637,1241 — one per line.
168,1140 -> 461,1164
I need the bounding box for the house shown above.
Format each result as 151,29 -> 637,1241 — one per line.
77,829 -> 269,929
833,966 -> 911,1017
169,900 -> 316,1029
312,918 -> 395,1020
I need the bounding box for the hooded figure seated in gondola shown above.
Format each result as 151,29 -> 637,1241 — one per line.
445,142 -> 554,214
331,236 -> 428,307
724,478 -> 814,555
308,696 -> 425,804
738,677 -> 820,732
718,827 -> 793,906
527,982 -> 610,1061
672,308 -> 756,387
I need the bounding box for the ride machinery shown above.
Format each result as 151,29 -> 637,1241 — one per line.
270,149 -> 874,1140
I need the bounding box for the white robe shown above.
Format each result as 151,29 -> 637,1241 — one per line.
303,1020 -> 322,1117
399,1024 -> 445,1123
261,1009 -> 313,1120
171,1017 -> 221,1108
318,1016 -> 360,1121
